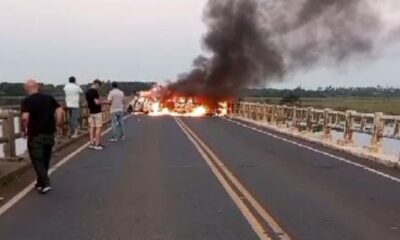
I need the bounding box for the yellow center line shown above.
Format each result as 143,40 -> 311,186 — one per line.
174,117 -> 291,240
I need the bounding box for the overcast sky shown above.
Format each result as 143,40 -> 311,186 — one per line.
1,0 -> 399,89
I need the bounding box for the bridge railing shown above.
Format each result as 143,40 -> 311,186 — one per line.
0,104 -> 112,161
231,102 -> 400,155
0,111 -> 22,160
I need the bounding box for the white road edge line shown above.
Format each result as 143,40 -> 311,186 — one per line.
175,117 -> 291,240
224,117 -> 400,184
0,115 -> 131,216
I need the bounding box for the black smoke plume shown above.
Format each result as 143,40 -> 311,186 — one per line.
168,0 -> 398,101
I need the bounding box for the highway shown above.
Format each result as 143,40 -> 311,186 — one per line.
1,115 -> 400,240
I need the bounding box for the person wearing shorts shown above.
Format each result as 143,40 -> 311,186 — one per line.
85,79 -> 104,150
89,112 -> 103,129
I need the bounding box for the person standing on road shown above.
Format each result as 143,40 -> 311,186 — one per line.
63,76 -> 83,138
21,79 -> 64,194
107,82 -> 125,142
85,79 -> 105,150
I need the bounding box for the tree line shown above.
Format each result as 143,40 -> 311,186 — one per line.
241,86 -> 400,98
1,82 -> 400,98
0,81 -> 156,97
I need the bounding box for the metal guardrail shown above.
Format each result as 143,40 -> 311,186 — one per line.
0,104 -> 112,161
231,102 -> 400,154
0,111 -> 22,159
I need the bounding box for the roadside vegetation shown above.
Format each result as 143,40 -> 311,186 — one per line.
2,83 -> 400,114
244,97 -> 400,115
242,86 -> 400,115
0,81 -> 155,106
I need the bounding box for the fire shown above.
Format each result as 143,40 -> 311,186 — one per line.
189,106 -> 208,117
149,102 -> 209,117
133,84 -> 230,117
218,102 -> 228,116
151,101 -> 161,113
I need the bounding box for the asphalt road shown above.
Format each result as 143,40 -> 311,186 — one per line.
181,117 -> 400,240
1,115 -> 400,240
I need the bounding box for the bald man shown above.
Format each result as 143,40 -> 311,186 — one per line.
21,79 -> 63,194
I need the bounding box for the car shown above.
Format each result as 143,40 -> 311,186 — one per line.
128,97 -> 153,114
173,97 -> 201,114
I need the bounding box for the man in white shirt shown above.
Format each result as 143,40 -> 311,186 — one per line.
107,82 -> 125,141
63,76 -> 83,138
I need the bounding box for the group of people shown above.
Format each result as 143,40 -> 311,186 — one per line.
21,77 -> 126,194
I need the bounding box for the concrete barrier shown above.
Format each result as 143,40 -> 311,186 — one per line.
0,104 -> 112,161
230,102 -> 400,167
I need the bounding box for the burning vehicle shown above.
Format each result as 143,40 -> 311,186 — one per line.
174,97 -> 197,114
128,90 -> 157,114
128,96 -> 152,114
129,85 -> 229,117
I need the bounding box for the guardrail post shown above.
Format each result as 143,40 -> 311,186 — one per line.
291,107 -> 298,129
278,106 -> 284,126
284,106 -> 290,126
63,107 -> 70,136
254,104 -> 259,121
271,105 -> 277,124
323,108 -> 332,139
249,104 -> 254,120
244,103 -> 250,119
344,110 -> 355,144
370,112 -> 384,153
232,102 -> 237,116
255,105 -> 260,121
265,105 -> 271,123
360,117 -> 366,133
275,106 -> 280,126
259,105 -> 265,121
281,106 -> 288,127
245,104 -> 249,119
252,105 -> 257,120
262,105 -> 267,122
2,111 -> 17,159
235,102 -> 239,116
393,119 -> 399,138
231,102 -> 238,116
306,107 -> 313,131
247,104 -> 250,119
332,113 -> 337,127
81,108 -> 89,129
280,106 -> 285,126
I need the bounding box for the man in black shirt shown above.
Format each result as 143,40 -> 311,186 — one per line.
21,79 -> 63,194
85,79 -> 105,150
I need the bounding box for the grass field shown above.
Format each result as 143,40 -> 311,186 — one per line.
244,97 -> 400,115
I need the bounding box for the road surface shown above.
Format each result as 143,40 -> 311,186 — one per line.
1,116 -> 400,240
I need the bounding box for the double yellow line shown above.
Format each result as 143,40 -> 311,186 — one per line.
174,117 -> 291,240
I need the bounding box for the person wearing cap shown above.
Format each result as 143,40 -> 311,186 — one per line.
21,79 -> 64,194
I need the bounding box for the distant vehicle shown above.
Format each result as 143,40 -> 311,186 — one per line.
128,97 -> 153,114
174,97 -> 200,114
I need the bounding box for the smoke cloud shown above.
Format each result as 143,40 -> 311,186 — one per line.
168,0 -> 399,100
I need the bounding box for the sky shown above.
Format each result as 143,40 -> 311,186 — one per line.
1,0 -> 399,89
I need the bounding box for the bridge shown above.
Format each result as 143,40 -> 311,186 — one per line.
1,105 -> 400,239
